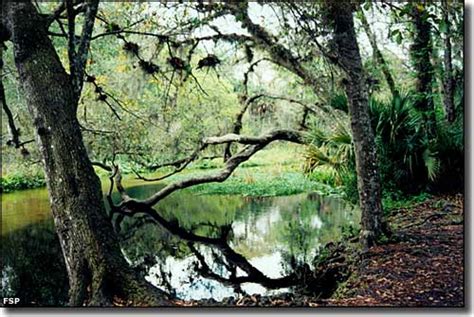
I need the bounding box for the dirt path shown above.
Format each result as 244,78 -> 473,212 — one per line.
323,194 -> 464,307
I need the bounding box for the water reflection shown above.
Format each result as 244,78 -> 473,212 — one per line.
1,183 -> 359,304
1,220 -> 68,306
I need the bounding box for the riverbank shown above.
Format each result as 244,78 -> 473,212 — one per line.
177,194 -> 464,307
1,145 -> 343,197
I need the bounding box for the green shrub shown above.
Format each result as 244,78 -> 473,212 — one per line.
0,173 -> 46,193
305,91 -> 464,202
370,92 -> 463,193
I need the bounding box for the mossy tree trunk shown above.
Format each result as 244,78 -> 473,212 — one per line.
2,1 -> 169,306
410,3 -> 437,137
326,3 -> 389,248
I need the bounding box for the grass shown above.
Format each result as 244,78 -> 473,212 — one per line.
1,145 -> 307,194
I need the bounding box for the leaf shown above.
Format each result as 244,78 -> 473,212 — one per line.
423,149 -> 440,181
439,20 -> 448,33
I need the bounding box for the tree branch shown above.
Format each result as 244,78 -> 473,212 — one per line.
1,76 -> 21,148
122,129 -> 305,207
73,0 -> 99,100
224,2 -> 320,89
133,155 -> 221,182
65,0 -> 77,84
359,10 -> 397,97
0,57 -> 33,151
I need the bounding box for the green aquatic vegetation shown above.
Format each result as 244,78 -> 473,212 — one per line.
179,171 -> 342,198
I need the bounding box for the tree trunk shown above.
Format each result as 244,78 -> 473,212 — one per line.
410,3 -> 437,136
359,10 -> 398,97
442,0 -> 455,122
3,1 -> 169,306
326,3 -> 389,248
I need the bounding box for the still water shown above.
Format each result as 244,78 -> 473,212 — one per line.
1,183 -> 359,305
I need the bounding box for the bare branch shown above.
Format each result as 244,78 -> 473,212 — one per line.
91,161 -> 112,172
47,1 -> 66,24
359,10 -> 397,97
114,164 -> 131,201
203,129 -> 304,146
1,77 -> 21,148
224,2 -> 321,89
0,57 -> 33,152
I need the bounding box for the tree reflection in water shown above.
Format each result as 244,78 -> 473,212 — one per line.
2,186 -> 358,304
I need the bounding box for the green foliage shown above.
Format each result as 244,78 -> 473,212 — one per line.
329,93 -> 349,113
304,102 -> 358,202
370,92 -> 463,193
0,169 -> 46,193
382,191 -> 432,214
305,91 -> 463,202
304,112 -> 354,179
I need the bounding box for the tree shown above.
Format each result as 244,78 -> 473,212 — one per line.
410,3 -> 437,137
324,2 -> 390,247
2,1 -> 325,304
7,0 -> 450,304
441,0 -> 455,122
2,1 -> 169,306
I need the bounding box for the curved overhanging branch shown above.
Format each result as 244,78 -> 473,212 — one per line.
146,155 -> 221,172
122,129 -> 305,207
131,144 -> 209,183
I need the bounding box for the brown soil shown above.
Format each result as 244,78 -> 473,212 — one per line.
323,194 -> 464,307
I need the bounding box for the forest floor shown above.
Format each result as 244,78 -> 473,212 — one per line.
324,193 -> 464,307
182,193 -> 464,307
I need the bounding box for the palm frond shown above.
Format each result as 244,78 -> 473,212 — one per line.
423,149 -> 441,181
